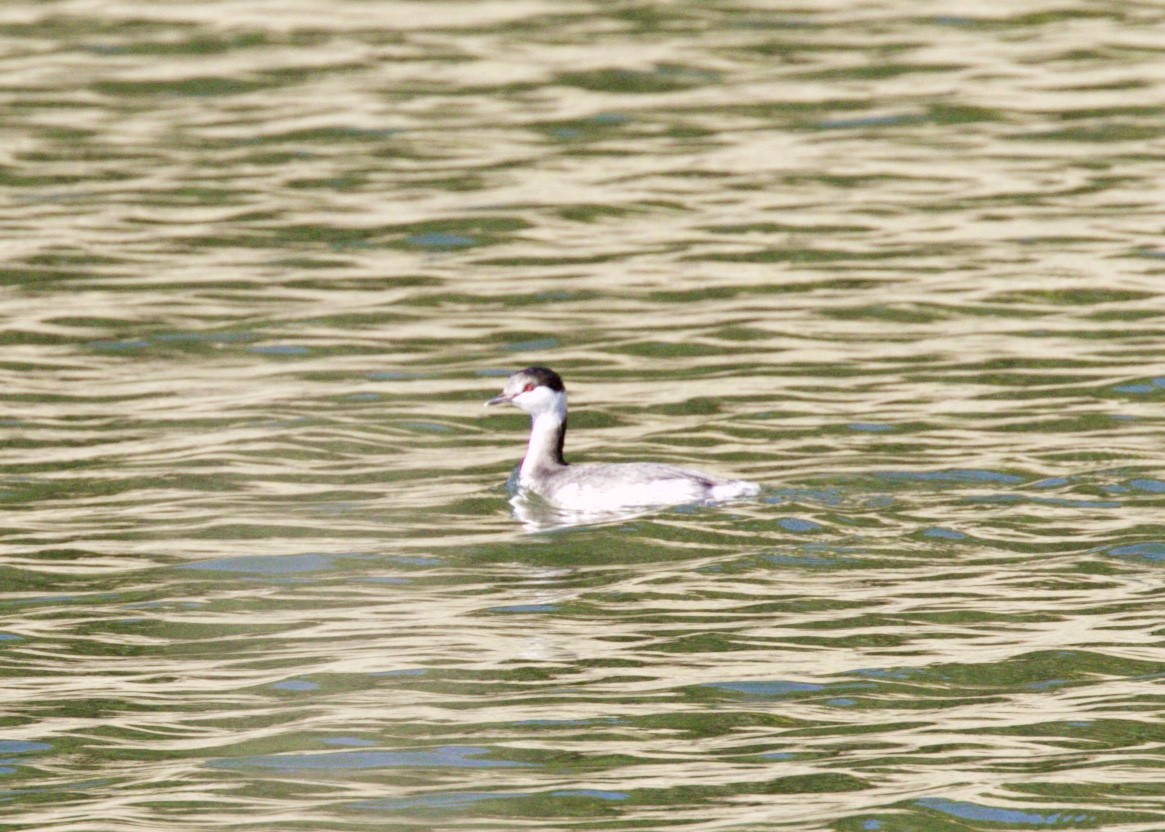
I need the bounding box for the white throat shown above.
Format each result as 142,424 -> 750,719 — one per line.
519,392 -> 568,480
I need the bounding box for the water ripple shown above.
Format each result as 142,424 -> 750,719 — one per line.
2,1 -> 1165,830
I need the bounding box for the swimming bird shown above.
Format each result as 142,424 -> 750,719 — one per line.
485,367 -> 760,511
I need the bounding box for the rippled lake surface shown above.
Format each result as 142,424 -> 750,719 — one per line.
2,2 -> 1165,829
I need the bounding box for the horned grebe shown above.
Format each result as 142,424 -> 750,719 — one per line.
485,367 -> 760,511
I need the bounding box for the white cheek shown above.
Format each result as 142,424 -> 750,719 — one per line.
516,387 -> 562,414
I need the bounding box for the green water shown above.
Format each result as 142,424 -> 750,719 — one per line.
2,3 -> 1164,830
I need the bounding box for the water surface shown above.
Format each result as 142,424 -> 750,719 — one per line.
2,2 -> 1165,830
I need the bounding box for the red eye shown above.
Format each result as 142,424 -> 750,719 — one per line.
523,383 -> 535,393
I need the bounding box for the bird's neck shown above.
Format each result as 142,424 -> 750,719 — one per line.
521,409 -> 568,480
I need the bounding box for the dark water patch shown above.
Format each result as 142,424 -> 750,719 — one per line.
406,232 -> 477,249
973,494 -> 1122,509
878,469 -> 1026,486
258,126 -> 401,145
552,788 -> 628,800
88,338 -> 150,351
368,370 -> 428,380
400,421 -> 453,434
504,337 -> 559,352
386,217 -> 530,249
531,113 -> 632,142
778,517 -> 823,533
990,288 -> 1157,306
1112,380 -> 1165,394
688,245 -> 911,265
704,680 -> 825,698
762,550 -> 860,569
557,64 -> 718,94
816,114 -> 924,130
850,651 -> 1165,700
249,344 -> 309,356
1016,123 -> 1165,143
0,741 -> 51,755
1128,478 -> 1165,493
85,28 -> 280,56
91,76 -> 278,98
270,679 -> 319,692
321,736 -> 377,747
154,330 -> 256,344
487,604 -> 561,614
1107,543 -> 1165,563
921,526 -> 968,541
369,669 -> 427,679
915,797 -> 1094,826
795,62 -> 965,82
179,553 -> 336,575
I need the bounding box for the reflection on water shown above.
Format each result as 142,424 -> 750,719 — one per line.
507,485 -> 761,532
507,489 -> 647,532
2,1 -> 1165,830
